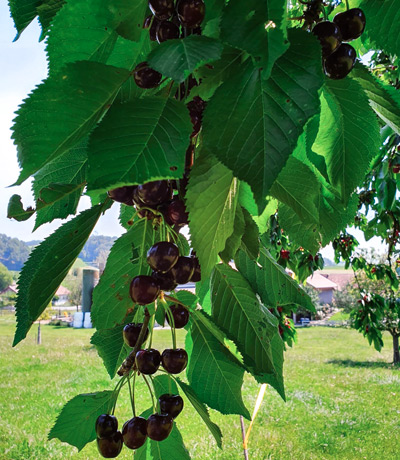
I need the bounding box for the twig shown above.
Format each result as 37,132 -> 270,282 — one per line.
240,417 -> 249,460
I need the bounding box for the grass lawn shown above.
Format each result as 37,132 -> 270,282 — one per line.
329,311 -> 351,321
0,313 -> 399,460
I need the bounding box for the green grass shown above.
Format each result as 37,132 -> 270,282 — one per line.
329,310 -> 351,321
0,313 -> 399,460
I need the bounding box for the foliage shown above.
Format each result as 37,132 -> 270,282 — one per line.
0,233 -> 30,271
0,263 -> 13,292
5,0 -> 400,457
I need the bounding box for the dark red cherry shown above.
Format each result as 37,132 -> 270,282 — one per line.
134,62 -> 162,89
166,304 -> 189,329
96,414 -> 118,439
129,275 -> 160,305
176,0 -> 205,28
190,257 -> 201,282
107,186 -> 136,206
165,200 -> 189,226
170,256 -> 194,284
123,323 -> 149,348
312,21 -> 342,58
96,431 -> 123,458
147,241 -> 180,273
146,414 -> 173,441
161,348 -> 188,374
333,8 -> 366,41
135,348 -> 161,374
185,144 -> 194,170
122,416 -> 147,450
280,249 -> 290,260
137,181 -> 172,206
143,15 -> 162,41
157,21 -> 180,43
149,0 -> 175,20
324,43 -> 356,80
159,394 -> 184,419
151,270 -> 178,291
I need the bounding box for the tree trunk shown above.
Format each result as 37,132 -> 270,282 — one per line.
393,334 -> 400,364
37,321 -> 41,345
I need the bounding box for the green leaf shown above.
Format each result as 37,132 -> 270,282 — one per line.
7,195 -> 35,222
211,264 -> 285,399
235,247 -> 315,312
175,378 -> 223,449
116,0 -> 148,42
203,29 -> 324,209
36,0 -> 65,40
87,98 -> 191,194
312,78 -> 380,202
48,391 -> 116,451
186,151 -> 238,279
12,61 -> 130,184
148,35 -> 223,83
91,219 -> 160,330
220,0 -> 288,78
175,234 -> 190,257
90,312 -> 135,379
148,427 -> 191,460
240,208 -> 260,260
219,205 -> 245,262
186,317 -> 250,418
32,139 -> 88,229
8,0 -> 41,39
13,203 -> 108,346
352,63 -> 400,135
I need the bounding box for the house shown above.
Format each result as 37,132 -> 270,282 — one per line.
0,283 -> 18,296
306,272 -> 338,304
320,271 -> 354,291
53,285 -> 71,305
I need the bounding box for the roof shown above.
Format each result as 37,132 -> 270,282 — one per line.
320,272 -> 354,291
56,285 -> 70,296
0,283 -> 18,295
306,273 -> 338,291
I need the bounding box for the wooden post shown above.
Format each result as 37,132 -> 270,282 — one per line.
37,321 -> 41,345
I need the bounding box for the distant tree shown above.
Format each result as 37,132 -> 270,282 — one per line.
69,283 -> 82,311
0,233 -> 30,271
0,263 -> 13,291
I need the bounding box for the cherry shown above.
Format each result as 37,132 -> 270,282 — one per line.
122,416 -> 147,450
147,241 -> 180,273
96,431 -> 123,458
143,15 -> 161,41
107,186 -> 136,206
161,348 -> 188,374
149,0 -> 175,20
190,256 -> 201,282
324,43 -> 356,80
392,165 -> 400,174
159,394 -> 184,419
164,200 -> 189,226
135,348 -> 161,374
136,180 -> 172,206
166,304 -> 189,329
185,144 -> 194,170
151,270 -> 178,291
175,75 -> 198,100
96,414 -> 118,439
187,96 -> 206,138
157,21 -> 180,43
146,414 -> 174,441
280,249 -> 290,260
333,8 -> 366,41
312,21 -> 342,58
176,0 -> 205,28
170,256 -> 195,284
123,323 -> 149,348
129,275 -> 160,305
134,62 -> 162,89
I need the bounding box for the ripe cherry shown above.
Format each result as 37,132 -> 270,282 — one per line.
151,270 -> 178,291
333,8 -> 366,41
280,249 -> 290,260
135,348 -> 161,374
170,256 -> 195,284
96,414 -> 118,439
166,304 -> 190,329
392,165 -> 400,174
324,43 -> 356,80
190,257 -> 201,282
96,431 -> 123,458
164,200 -> 189,226
129,275 -> 160,305
312,21 -> 342,58
157,21 -> 180,43
107,186 -> 136,206
147,414 -> 174,441
176,0 -> 205,28
149,0 -> 175,20
134,62 -> 162,89
122,416 -> 147,449
123,323 -> 149,348
147,241 -> 180,273
136,180 -> 172,206
161,348 -> 188,374
159,394 -> 184,419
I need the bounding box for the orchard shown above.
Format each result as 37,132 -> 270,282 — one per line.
5,0 -> 400,458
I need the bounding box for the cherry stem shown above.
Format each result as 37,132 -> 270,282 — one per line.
345,0 -> 350,10
128,373 -> 136,417
143,374 -> 156,413
164,294 -> 189,309
111,376 -> 127,414
148,313 -> 156,349
117,310 -> 151,376
164,304 -> 177,349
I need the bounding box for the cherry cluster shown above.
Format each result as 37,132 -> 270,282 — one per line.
133,0 -> 206,90
312,8 -> 366,79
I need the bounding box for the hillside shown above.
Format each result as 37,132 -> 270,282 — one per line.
0,233 -> 116,271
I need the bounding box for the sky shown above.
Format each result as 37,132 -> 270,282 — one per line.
0,4 -> 382,259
